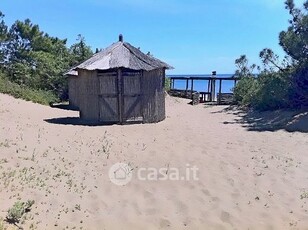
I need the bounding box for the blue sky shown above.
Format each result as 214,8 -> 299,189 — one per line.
0,0 -> 305,74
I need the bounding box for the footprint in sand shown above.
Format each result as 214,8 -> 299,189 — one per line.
210,196 -> 220,209
143,191 -> 156,204
143,190 -> 154,199
131,202 -> 141,215
211,196 -> 220,202
227,178 -> 235,186
196,196 -> 206,204
159,218 -> 171,228
174,200 -> 188,214
220,211 -> 231,224
201,189 -> 211,196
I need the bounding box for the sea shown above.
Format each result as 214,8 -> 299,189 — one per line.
167,74 -> 235,93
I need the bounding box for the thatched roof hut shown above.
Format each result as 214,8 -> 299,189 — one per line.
65,35 -> 173,124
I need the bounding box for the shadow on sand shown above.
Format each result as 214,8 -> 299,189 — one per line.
213,106 -> 308,133
44,117 -> 115,126
47,104 -> 112,126
44,117 -> 145,126
50,103 -> 79,111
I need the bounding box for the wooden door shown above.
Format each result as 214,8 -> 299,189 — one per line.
98,71 -> 119,123
122,71 -> 143,122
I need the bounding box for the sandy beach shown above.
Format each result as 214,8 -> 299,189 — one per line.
0,93 -> 308,229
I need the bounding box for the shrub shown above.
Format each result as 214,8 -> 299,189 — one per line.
233,76 -> 258,106
253,73 -> 290,110
289,66 -> 308,108
0,73 -> 58,105
165,76 -> 171,91
233,72 -> 291,110
6,200 -> 35,224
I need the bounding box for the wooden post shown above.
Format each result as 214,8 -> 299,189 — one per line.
185,78 -> 189,92
212,71 -> 217,101
191,78 -> 194,99
210,79 -> 214,102
117,68 -> 123,124
208,79 -> 212,101
172,78 -> 175,89
218,79 -> 222,104
212,79 -> 216,101
207,79 -> 211,92
169,78 -> 172,90
207,79 -> 211,101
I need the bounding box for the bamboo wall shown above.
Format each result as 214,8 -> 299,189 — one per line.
97,70 -> 119,123
122,70 -> 142,122
77,69 -> 100,121
67,76 -> 79,108
141,69 -> 166,123
70,68 -> 166,124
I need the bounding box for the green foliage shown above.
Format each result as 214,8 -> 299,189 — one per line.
234,0 -> 308,110
4,19 -> 72,98
279,0 -> 308,65
234,73 -> 290,110
301,191 -> 308,199
0,11 -> 7,39
0,12 -> 93,103
259,48 -> 292,72
165,76 -> 171,91
233,77 -> 258,106
253,73 -> 290,110
69,34 -> 93,66
289,66 -> 308,107
0,73 -> 58,105
6,200 -> 34,223
234,55 -> 258,77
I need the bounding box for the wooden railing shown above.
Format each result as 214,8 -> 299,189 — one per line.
168,76 -> 239,104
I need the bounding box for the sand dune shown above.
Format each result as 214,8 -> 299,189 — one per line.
0,93 -> 308,229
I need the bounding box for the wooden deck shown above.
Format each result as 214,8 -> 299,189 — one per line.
168,76 -> 239,105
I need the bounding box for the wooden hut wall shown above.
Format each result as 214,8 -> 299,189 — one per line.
68,76 -> 79,108
142,69 -> 166,123
97,70 -> 119,123
121,69 -> 143,122
77,69 -> 100,121
72,68 -> 166,124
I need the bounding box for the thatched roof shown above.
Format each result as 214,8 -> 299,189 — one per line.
67,36 -> 173,76
65,69 -> 78,76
